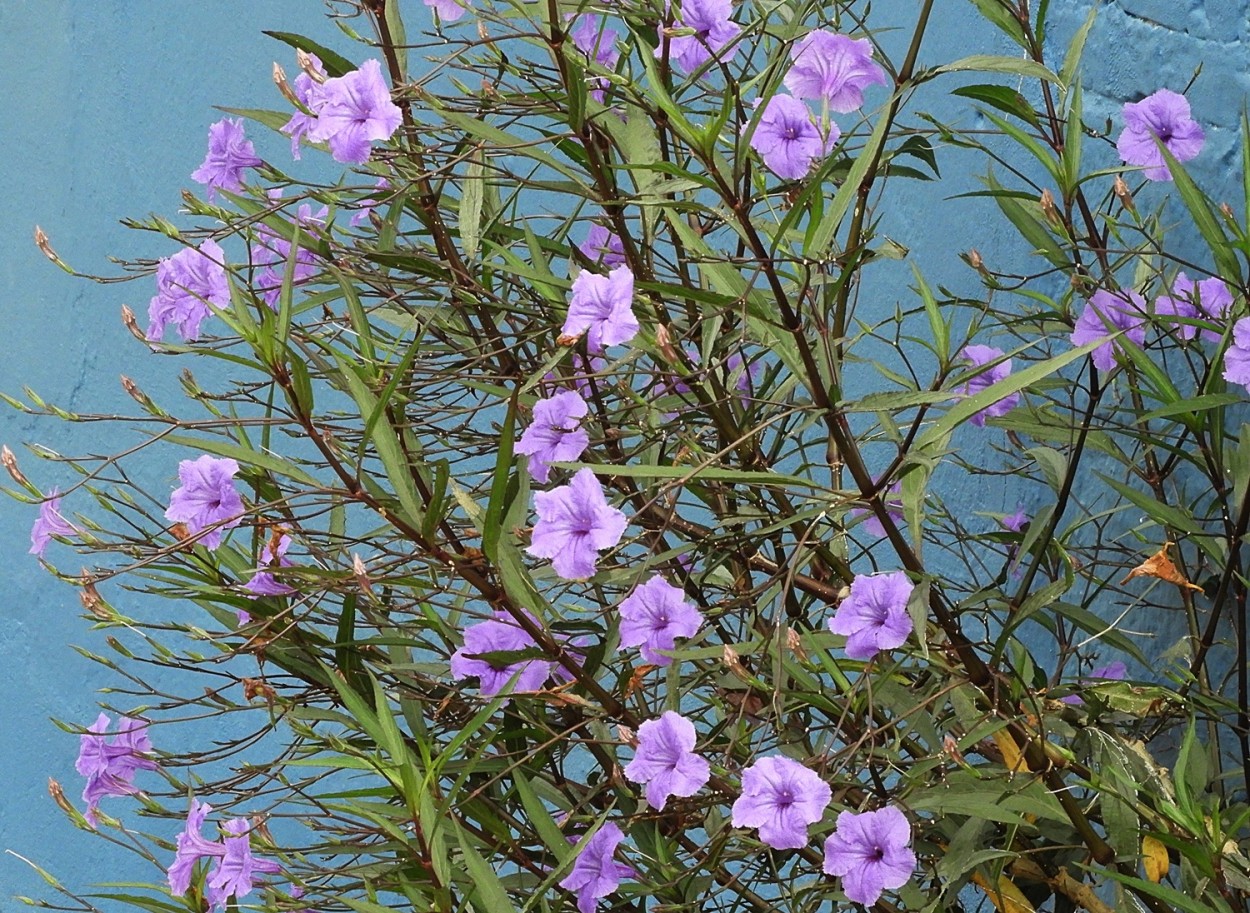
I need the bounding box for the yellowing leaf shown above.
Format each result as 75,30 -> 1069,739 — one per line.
1121,542 -> 1203,592
971,871 -> 1036,913
1143,834 -> 1169,883
994,729 -> 1026,776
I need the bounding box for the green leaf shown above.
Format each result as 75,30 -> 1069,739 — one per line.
913,265 -> 949,362
454,825 -> 521,913
984,176 -> 1069,267
164,434 -> 319,487
1060,6 -> 1098,91
951,84 -> 1040,126
803,109 -> 891,256
1157,139 -> 1243,285
263,30 -> 357,77
459,150 -> 485,260
932,55 -> 1058,83
965,0 -> 1029,49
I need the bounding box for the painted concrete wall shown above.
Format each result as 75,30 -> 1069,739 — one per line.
0,0 -> 1245,904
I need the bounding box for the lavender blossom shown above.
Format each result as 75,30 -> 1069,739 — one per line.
822,806 -> 915,906
563,265 -> 638,352
1060,660 -> 1128,706
351,178 -> 392,227
425,0 -> 469,21
1155,272 -> 1234,343
516,391 -> 590,484
559,823 -> 635,913
731,755 -> 832,850
168,799 -> 280,911
528,468 -> 627,579
624,711 -> 710,809
958,344 -> 1019,427
164,455 -> 244,550
1071,289 -> 1148,372
146,239 -> 230,343
784,31 -> 887,112
657,0 -> 741,73
308,60 -> 403,165
746,95 -> 838,180
450,610 -> 556,697
241,534 -> 297,610
252,196 -> 327,308
579,224 -> 626,269
617,575 -> 703,666
280,53 -> 327,159
1117,89 -> 1205,182
828,571 -> 913,661
30,488 -> 77,557
569,15 -> 620,103
849,480 -> 903,538
1225,318 -> 1250,389
75,713 -> 158,825
191,118 -> 262,200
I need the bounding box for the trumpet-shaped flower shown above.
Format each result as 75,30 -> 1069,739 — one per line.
563,265 -> 638,352
829,571 -> 913,661
618,575 -> 702,665
516,391 -> 590,483
579,224 -> 626,269
784,31 -> 887,112
1155,272 -> 1234,343
241,534 -> 297,610
30,488 -> 77,557
624,712 -> 710,809
308,60 -> 403,164
1225,318 -> 1250,390
450,610 -> 557,697
958,345 -> 1019,427
746,95 -> 838,180
165,455 -> 244,551
528,468 -> 627,579
560,823 -> 635,913
658,0 -> 741,72
280,53 -> 327,159
75,713 -> 158,825
191,118 -> 262,200
1117,89 -> 1205,182
822,806 -> 915,906
1071,289 -> 1148,371
251,197 -> 327,308
147,239 -> 230,343
732,755 -> 831,849
570,15 -> 620,103
168,799 -> 280,911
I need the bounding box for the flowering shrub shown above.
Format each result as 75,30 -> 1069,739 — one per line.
10,1 -> 1250,912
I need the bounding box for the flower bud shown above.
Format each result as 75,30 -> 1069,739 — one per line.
616,724 -> 637,747
723,644 -> 750,681
1039,188 -> 1061,228
2,445 -> 29,487
244,677 -> 278,703
273,62 -> 302,108
121,305 -> 146,342
1113,176 -> 1136,214
353,553 -> 374,596
655,323 -> 680,364
80,572 -> 111,620
785,626 -> 809,664
296,49 -> 326,83
48,777 -> 76,816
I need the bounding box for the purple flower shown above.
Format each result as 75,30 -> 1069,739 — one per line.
725,351 -> 762,399
570,15 -> 620,104
280,54 -> 327,160
1060,660 -> 1128,705
618,575 -> 703,666
351,178 -> 392,227
425,0 -> 468,21
822,806 -> 915,906
563,265 -> 638,352
75,713 -> 158,825
784,31 -> 888,113
958,344 -> 1019,427
849,480 -> 903,538
147,239 -> 230,343
1155,272 -> 1233,343
30,488 -> 77,557
528,468 -> 627,580
168,799 -> 280,911
1000,506 -> 1029,533
241,534 -> 297,608
516,391 -> 590,484
624,712 -> 710,809
829,571 -> 913,661
657,0 -> 741,73
308,60 -> 404,165
731,755 -> 831,850
1225,318 -> 1250,389
1117,89 -> 1205,182
165,455 -> 244,551
251,195 -> 327,308
559,823 -> 635,913
1071,289 -> 1148,372
191,119 -> 262,200
579,224 -> 626,269
450,610 -> 557,697
746,95 -> 839,180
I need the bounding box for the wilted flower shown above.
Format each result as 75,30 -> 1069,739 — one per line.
147,239 -> 230,343
1116,89 -> 1205,182
624,711 -> 710,809
958,344 -> 1019,427
516,391 -> 590,484
559,823 -> 635,913
658,0 -> 741,72
618,575 -> 703,665
784,31 -> 887,112
1071,289 -> 1148,371
822,806 -> 915,906
307,60 -> 403,164
732,755 -> 832,849
164,455 -> 244,550
191,118 -> 262,200
30,488 -> 77,557
528,468 -> 627,579
75,713 -> 158,825
563,265 -> 638,352
828,571 -> 913,661
746,94 -> 838,180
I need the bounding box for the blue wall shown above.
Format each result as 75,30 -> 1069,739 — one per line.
0,0 -> 1245,905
